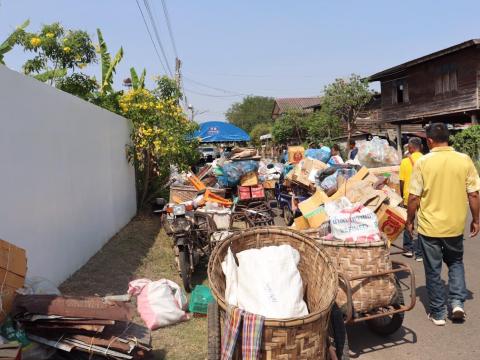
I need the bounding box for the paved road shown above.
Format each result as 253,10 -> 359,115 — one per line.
348,217 -> 480,360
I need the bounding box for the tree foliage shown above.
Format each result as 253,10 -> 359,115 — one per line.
225,96 -> 275,133
450,125 -> 480,160
19,23 -> 96,84
272,110 -> 341,146
322,74 -> 373,141
130,67 -> 146,90
96,28 -> 123,94
154,75 -> 182,100
250,123 -> 272,146
119,88 -> 198,209
56,73 -> 98,100
0,19 -> 29,65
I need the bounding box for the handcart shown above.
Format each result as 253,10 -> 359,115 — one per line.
304,224 -> 416,359
207,227 -> 338,360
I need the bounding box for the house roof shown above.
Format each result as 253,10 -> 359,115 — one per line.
273,97 -> 321,114
369,39 -> 480,81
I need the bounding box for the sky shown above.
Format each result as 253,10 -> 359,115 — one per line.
1,0 -> 479,123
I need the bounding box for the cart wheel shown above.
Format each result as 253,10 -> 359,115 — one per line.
367,277 -> 405,336
330,304 -> 350,360
179,250 -> 192,293
283,205 -> 294,226
207,302 -> 221,360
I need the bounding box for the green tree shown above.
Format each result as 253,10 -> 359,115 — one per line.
304,110 -> 341,146
154,75 -> 182,100
450,125 -> 480,161
0,19 -> 29,65
322,74 -> 373,143
19,23 -> 96,84
56,73 -> 98,100
250,123 -> 272,146
271,110 -> 306,144
225,96 -> 275,133
96,28 -> 123,95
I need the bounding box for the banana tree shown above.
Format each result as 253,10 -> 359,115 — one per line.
0,19 -> 30,65
97,28 -> 123,94
130,67 -> 146,90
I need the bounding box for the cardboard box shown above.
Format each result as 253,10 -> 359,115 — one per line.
293,216 -> 310,230
288,146 -> 305,164
240,172 -> 258,186
295,158 -> 328,186
263,180 -> 277,189
381,185 -> 403,207
298,189 -> 329,228
377,205 -> 406,243
0,239 -> 27,323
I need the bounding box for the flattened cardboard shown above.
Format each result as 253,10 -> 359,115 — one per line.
293,216 -> 310,230
0,239 -> 27,323
381,185 -> 403,207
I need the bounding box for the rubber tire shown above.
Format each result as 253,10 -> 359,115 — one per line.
207,302 -> 221,360
366,277 -> 405,336
283,205 -> 294,226
179,250 -> 192,293
330,304 -> 350,360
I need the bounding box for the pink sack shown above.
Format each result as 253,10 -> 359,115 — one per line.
128,278 -> 189,330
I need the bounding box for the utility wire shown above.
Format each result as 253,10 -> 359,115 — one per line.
142,0 -> 173,76
160,0 -> 178,58
134,0 -> 169,75
184,87 -> 247,98
183,76 -> 250,96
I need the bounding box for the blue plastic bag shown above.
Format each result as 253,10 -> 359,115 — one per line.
305,146 -> 331,163
217,160 -> 259,187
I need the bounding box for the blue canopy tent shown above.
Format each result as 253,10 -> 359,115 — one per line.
193,121 -> 250,143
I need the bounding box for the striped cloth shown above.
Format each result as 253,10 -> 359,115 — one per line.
242,312 -> 265,360
220,306 -> 265,360
221,306 -> 243,360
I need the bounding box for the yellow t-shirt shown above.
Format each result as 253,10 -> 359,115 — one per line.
399,151 -> 423,205
409,147 -> 480,237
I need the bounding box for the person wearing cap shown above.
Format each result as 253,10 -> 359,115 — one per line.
407,123 -> 480,326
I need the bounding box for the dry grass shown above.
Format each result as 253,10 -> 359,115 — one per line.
60,215 -> 208,360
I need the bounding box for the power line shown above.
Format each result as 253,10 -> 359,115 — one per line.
183,76 -> 250,96
160,0 -> 178,58
184,87 -> 246,98
134,0 -> 169,75
142,0 -> 173,76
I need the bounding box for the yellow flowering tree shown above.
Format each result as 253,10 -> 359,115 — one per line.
120,88 -> 199,209
18,23 -> 96,84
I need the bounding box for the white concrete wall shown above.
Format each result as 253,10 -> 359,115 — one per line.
0,65 -> 137,284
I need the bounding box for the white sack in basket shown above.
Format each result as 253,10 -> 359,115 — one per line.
221,245 -> 308,319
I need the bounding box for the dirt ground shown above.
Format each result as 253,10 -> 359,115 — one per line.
60,215 -> 209,360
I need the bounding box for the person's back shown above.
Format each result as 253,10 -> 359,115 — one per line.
412,147 -> 478,237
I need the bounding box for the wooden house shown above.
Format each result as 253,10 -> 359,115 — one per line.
369,39 -> 480,127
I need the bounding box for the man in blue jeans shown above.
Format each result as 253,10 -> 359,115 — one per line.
406,123 -> 480,326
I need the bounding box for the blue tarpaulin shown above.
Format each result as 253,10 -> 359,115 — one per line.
193,121 -> 250,143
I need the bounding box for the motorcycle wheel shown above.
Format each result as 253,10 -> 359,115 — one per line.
179,250 -> 192,293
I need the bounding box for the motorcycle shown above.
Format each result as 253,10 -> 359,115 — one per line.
154,198 -> 217,292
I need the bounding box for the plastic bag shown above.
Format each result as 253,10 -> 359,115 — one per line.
320,173 -> 338,192
222,245 -> 308,319
357,137 -> 400,167
128,279 -> 189,330
217,160 -> 259,187
305,147 -> 331,163
328,199 -> 380,243
19,277 -> 61,295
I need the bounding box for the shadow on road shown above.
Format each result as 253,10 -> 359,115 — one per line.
416,283 -> 474,315
347,323 -> 417,358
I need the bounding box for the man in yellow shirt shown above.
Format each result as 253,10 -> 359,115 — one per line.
399,137 -> 423,260
407,123 -> 480,326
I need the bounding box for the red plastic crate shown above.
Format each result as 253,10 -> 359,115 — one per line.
238,186 -> 252,200
250,185 -> 265,199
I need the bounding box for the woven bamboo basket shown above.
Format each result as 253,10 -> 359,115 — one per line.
169,185 -> 226,203
208,227 -> 338,360
303,223 -> 396,314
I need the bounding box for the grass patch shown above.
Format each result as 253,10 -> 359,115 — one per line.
60,215 -> 208,360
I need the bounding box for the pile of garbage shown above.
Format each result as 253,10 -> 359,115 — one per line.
282,140 -> 405,243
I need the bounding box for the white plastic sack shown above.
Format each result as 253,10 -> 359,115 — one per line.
128,279 -> 189,330
328,201 -> 380,243
221,245 -> 308,319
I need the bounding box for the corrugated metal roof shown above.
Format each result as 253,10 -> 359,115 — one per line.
369,39 -> 480,81
273,97 -> 321,114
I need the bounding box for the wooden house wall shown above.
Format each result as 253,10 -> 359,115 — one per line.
379,47 -> 480,122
